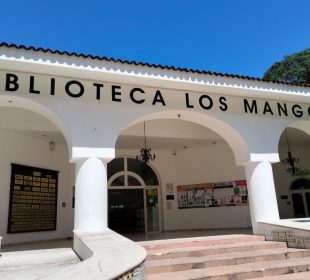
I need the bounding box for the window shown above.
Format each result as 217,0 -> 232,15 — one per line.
127,158 -> 159,185
110,175 -> 125,186
107,158 -> 124,180
290,179 -> 310,190
107,157 -> 159,187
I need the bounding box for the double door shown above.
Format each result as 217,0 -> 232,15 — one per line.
108,186 -> 160,233
291,190 -> 310,218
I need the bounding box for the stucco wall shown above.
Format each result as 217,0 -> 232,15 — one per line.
0,129 -> 74,244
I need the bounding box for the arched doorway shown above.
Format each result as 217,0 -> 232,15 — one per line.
107,156 -> 160,233
273,126 -> 310,219
112,118 -> 251,233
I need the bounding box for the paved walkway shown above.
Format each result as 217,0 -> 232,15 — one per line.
0,247 -> 80,280
1,238 -> 73,252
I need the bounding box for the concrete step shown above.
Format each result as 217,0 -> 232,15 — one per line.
146,247 -> 310,274
140,234 -> 265,251
147,256 -> 310,280
255,271 -> 310,279
146,240 -> 287,260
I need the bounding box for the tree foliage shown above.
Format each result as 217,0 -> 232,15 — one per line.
263,48 -> 310,85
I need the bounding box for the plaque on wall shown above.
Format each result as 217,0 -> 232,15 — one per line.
7,164 -> 59,233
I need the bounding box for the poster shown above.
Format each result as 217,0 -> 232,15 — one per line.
7,164 -> 59,233
177,179 -> 247,209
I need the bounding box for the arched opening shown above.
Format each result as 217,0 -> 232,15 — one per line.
107,156 -> 160,233
273,125 -> 310,219
111,116 -> 252,235
0,104 -> 74,245
0,96 -> 72,158
118,110 -> 250,165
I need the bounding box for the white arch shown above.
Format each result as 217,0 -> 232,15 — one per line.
0,95 -> 72,159
116,110 -> 250,165
275,119 -> 310,155
287,120 -> 310,137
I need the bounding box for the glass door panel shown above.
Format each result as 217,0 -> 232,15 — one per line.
305,192 -> 310,217
146,187 -> 159,231
292,192 -> 306,218
108,189 -> 144,233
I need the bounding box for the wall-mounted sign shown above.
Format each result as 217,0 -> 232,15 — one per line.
166,183 -> 174,195
7,164 -> 59,233
166,183 -> 174,200
177,180 -> 248,209
1,71 -> 310,120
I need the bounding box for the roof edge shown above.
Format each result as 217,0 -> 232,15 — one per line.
0,42 -> 309,89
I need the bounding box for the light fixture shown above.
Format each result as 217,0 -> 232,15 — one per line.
136,121 -> 155,164
282,129 -> 301,175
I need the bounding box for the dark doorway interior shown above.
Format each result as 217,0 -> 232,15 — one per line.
290,179 -> 310,218
108,189 -> 144,233
292,193 -> 306,218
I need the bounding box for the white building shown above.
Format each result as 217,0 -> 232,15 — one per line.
0,42 -> 310,277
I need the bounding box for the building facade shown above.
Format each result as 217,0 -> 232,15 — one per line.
0,43 -> 310,246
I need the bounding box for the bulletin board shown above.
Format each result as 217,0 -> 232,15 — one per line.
177,179 -> 248,209
7,164 -> 59,233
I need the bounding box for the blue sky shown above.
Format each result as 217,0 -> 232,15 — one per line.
0,0 -> 309,78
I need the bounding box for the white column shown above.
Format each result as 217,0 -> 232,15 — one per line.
245,161 -> 280,234
74,157 -> 108,231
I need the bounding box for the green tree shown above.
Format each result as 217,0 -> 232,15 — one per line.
263,48 -> 310,85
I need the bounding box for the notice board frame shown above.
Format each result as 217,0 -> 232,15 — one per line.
7,163 -> 59,234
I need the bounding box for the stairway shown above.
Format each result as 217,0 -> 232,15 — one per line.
139,234 -> 310,279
